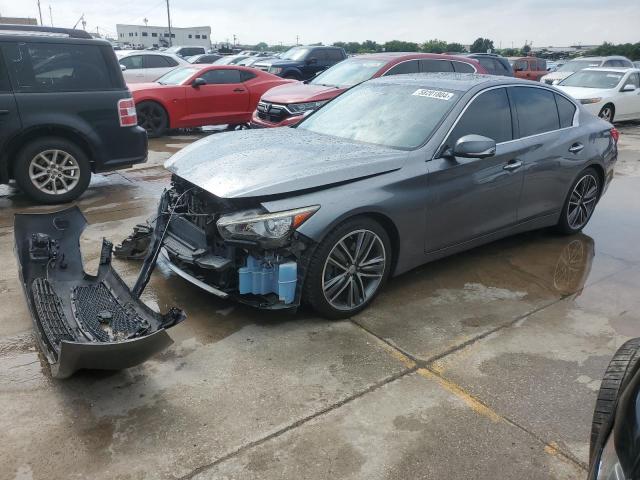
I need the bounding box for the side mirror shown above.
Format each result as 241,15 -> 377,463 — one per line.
306,57 -> 317,65
453,134 -> 496,159
622,83 -> 636,92
191,77 -> 206,88
120,64 -> 127,71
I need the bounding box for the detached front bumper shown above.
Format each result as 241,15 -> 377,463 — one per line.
14,207 -> 185,378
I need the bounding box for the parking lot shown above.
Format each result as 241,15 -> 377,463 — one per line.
0,122 -> 638,479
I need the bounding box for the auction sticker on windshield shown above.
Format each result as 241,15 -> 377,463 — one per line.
412,89 -> 454,100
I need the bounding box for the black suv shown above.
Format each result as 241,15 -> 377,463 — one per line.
466,53 -> 514,76
0,25 -> 147,203
253,46 -> 347,80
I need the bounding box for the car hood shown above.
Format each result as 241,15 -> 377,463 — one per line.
128,82 -> 169,92
557,86 -> 611,100
261,82 -> 345,103
165,128 -> 407,198
541,71 -> 573,82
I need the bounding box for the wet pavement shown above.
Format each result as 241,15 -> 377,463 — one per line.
1,123 -> 639,479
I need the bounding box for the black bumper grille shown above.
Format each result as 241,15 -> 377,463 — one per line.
257,101 -> 291,123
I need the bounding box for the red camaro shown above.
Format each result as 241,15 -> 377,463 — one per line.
129,65 -> 294,137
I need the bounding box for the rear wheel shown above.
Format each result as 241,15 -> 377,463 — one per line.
136,101 -> 168,138
556,167 -> 601,234
590,338 -> 640,462
303,217 -> 392,319
598,104 -> 615,123
14,137 -> 91,204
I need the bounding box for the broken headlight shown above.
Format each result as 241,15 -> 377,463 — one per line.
216,206 -> 319,245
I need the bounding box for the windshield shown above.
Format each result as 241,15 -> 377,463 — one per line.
157,67 -> 200,85
310,58 -> 385,88
560,70 -> 625,89
280,47 -> 311,61
557,60 -> 602,72
298,83 -> 460,149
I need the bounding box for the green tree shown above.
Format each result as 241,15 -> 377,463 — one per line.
522,43 -> 531,55
421,39 -> 447,53
445,42 -> 466,53
383,40 -> 419,52
470,37 -> 494,53
361,40 -> 379,52
254,42 -> 268,51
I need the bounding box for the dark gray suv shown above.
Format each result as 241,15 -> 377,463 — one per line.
253,46 -> 347,80
0,25 -> 147,203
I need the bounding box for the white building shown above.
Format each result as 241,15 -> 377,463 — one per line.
116,24 -> 211,49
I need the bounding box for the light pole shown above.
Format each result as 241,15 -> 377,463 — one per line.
48,4 -> 53,26
36,0 -> 43,25
166,0 -> 172,46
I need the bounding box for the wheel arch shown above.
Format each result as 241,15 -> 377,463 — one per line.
1,126 -> 96,181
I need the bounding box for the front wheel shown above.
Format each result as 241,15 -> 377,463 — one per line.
303,217 -> 392,319
136,101 -> 168,138
556,167 -> 601,234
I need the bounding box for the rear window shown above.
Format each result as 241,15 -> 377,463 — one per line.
3,42 -> 116,92
452,61 -> 475,73
144,55 -> 172,68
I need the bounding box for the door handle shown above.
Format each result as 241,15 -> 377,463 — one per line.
233,88 -> 245,93
0,110 -> 9,115
503,160 -> 522,171
568,143 -> 584,153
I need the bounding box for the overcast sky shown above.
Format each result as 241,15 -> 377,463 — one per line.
1,0 -> 638,47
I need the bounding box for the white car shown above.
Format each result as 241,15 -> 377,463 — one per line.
540,56 -> 633,85
116,51 -> 188,83
557,67 -> 640,122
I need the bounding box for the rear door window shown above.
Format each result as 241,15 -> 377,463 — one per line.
555,94 -> 576,128
384,60 -> 419,76
240,70 -> 256,82
512,86 -> 560,137
420,59 -> 453,72
452,61 -> 475,73
446,87 -> 513,149
327,49 -> 344,61
201,69 -> 242,84
5,42 -> 114,91
144,55 -> 171,68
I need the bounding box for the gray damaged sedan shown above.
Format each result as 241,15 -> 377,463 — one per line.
154,73 -> 617,318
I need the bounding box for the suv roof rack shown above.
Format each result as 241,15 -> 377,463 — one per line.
0,24 -> 93,39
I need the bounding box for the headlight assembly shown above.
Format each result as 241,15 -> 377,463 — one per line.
269,66 -> 283,74
580,97 -> 602,105
216,206 -> 320,246
287,100 -> 328,114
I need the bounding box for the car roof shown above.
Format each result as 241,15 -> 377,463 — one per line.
117,50 -> 184,60
365,72 -> 543,91
352,52 -> 475,62
568,56 -> 630,62
582,67 -> 640,73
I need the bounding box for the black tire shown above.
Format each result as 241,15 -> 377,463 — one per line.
225,123 -> 249,131
13,137 -> 91,204
598,104 -> 615,123
303,216 -> 392,320
556,167 -> 601,235
590,338 -> 640,462
136,101 -> 168,138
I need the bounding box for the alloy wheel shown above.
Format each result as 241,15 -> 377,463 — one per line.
28,149 -> 80,195
138,104 -> 165,134
567,174 -> 599,230
321,229 -> 386,311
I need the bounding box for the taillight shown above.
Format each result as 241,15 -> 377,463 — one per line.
118,98 -> 137,127
610,127 -> 619,144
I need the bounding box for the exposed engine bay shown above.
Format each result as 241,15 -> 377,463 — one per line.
150,175 -> 315,309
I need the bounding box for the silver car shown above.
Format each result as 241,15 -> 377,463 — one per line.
156,73 -> 618,318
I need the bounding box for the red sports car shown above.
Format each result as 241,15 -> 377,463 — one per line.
129,65 -> 294,137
